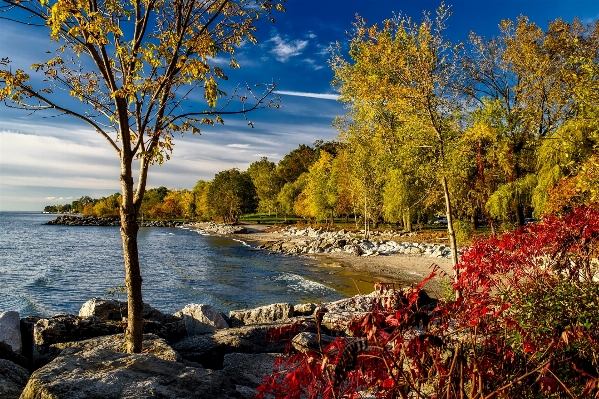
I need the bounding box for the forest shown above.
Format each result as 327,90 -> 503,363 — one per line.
45,11 -> 599,239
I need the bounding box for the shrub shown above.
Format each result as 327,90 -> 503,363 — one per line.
257,205 -> 599,398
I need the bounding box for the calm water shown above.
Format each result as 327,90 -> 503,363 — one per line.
0,212 -> 374,317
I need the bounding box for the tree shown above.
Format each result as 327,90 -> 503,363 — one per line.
300,150 -> 338,224
208,168 -> 256,222
192,180 -> 211,220
331,4 -> 463,272
276,144 -> 316,185
247,157 -> 281,215
0,0 -> 283,353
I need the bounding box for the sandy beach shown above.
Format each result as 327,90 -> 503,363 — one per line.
233,223 -> 456,297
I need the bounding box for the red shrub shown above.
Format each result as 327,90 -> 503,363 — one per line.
257,206 -> 599,398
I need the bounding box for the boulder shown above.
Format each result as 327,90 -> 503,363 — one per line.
223,352 -> 279,388
78,299 -> 186,342
78,298 -> 127,321
0,311 -> 22,354
20,316 -> 41,368
174,303 -> 229,335
0,341 -> 28,369
293,303 -> 317,316
171,321 -> 302,369
229,303 -> 294,327
291,331 -> 336,353
0,359 -> 30,399
20,348 -> 238,399
34,313 -> 122,347
50,333 -> 182,363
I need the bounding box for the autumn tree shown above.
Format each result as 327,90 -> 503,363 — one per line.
208,168 -> 256,222
192,179 -> 211,220
247,156 -> 281,215
0,0 -> 283,352
276,143 -> 316,185
331,4 -> 463,269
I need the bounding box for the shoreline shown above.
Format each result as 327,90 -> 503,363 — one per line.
202,222 -> 455,298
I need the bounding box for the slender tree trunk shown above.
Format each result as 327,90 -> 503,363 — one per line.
441,175 -> 460,298
120,155 -> 143,354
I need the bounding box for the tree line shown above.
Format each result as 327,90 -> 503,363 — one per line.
45,9 -> 599,241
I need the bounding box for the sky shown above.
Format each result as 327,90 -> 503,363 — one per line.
1,0 -> 599,211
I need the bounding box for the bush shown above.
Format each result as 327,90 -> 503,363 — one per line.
257,205 -> 599,398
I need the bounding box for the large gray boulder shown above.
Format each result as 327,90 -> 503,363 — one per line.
171,321 -> 301,369
20,348 -> 238,399
223,353 -> 279,398
50,333 -> 182,363
34,313 -> 122,347
78,298 -> 187,342
78,298 -> 127,321
174,303 -> 229,335
0,311 -> 22,354
229,303 -> 294,327
0,359 -> 30,399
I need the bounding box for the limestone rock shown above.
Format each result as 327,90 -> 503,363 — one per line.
174,303 -> 229,335
229,303 -> 294,327
171,322 -> 296,369
78,298 -> 127,321
0,359 -> 30,399
291,331 -> 336,353
293,303 -> 317,316
0,341 -> 28,369
20,348 -> 237,399
34,313 -> 122,347
51,333 -> 182,363
0,311 -> 22,354
223,352 -> 279,388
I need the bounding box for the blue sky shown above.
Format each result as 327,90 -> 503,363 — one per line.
1,0 -> 598,211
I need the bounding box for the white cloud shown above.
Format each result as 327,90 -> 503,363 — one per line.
303,58 -> 325,71
227,143 -> 251,148
268,34 -> 309,62
274,91 -> 339,100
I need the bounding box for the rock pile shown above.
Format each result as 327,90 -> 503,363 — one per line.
191,221 -> 248,235
0,289 -> 432,399
46,215 -> 183,228
258,226 -> 459,259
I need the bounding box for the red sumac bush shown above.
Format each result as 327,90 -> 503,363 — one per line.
257,205 -> 599,398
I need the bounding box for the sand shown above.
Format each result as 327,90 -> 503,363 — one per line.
233,223 -> 455,297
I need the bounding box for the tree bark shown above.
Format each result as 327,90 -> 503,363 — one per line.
120,152 -> 143,353
442,175 -> 460,298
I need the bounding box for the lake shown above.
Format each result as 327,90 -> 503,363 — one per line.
0,212 -> 373,317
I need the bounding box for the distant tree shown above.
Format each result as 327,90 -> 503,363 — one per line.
208,169 -> 256,222
0,0 -> 283,353
276,144 -> 316,185
247,157 -> 281,215
192,180 -> 211,221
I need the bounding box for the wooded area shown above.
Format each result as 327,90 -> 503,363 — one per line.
47,9 -> 599,240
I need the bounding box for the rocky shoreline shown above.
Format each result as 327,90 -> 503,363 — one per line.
0,289 -> 434,398
250,225 -> 458,259
46,215 -> 184,228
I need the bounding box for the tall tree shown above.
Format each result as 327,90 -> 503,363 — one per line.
276,144 -> 316,185
331,4 -> 464,273
0,0 -> 283,352
247,157 -> 281,215
208,168 -> 256,222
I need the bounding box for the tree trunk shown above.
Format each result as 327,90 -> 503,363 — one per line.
441,175 -> 460,298
120,158 -> 143,354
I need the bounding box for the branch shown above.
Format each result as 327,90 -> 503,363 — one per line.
18,84 -> 121,154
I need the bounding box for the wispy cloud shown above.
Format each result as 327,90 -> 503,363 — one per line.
268,34 -> 309,62
227,143 -> 251,148
275,91 -> 339,100
303,58 -> 324,71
